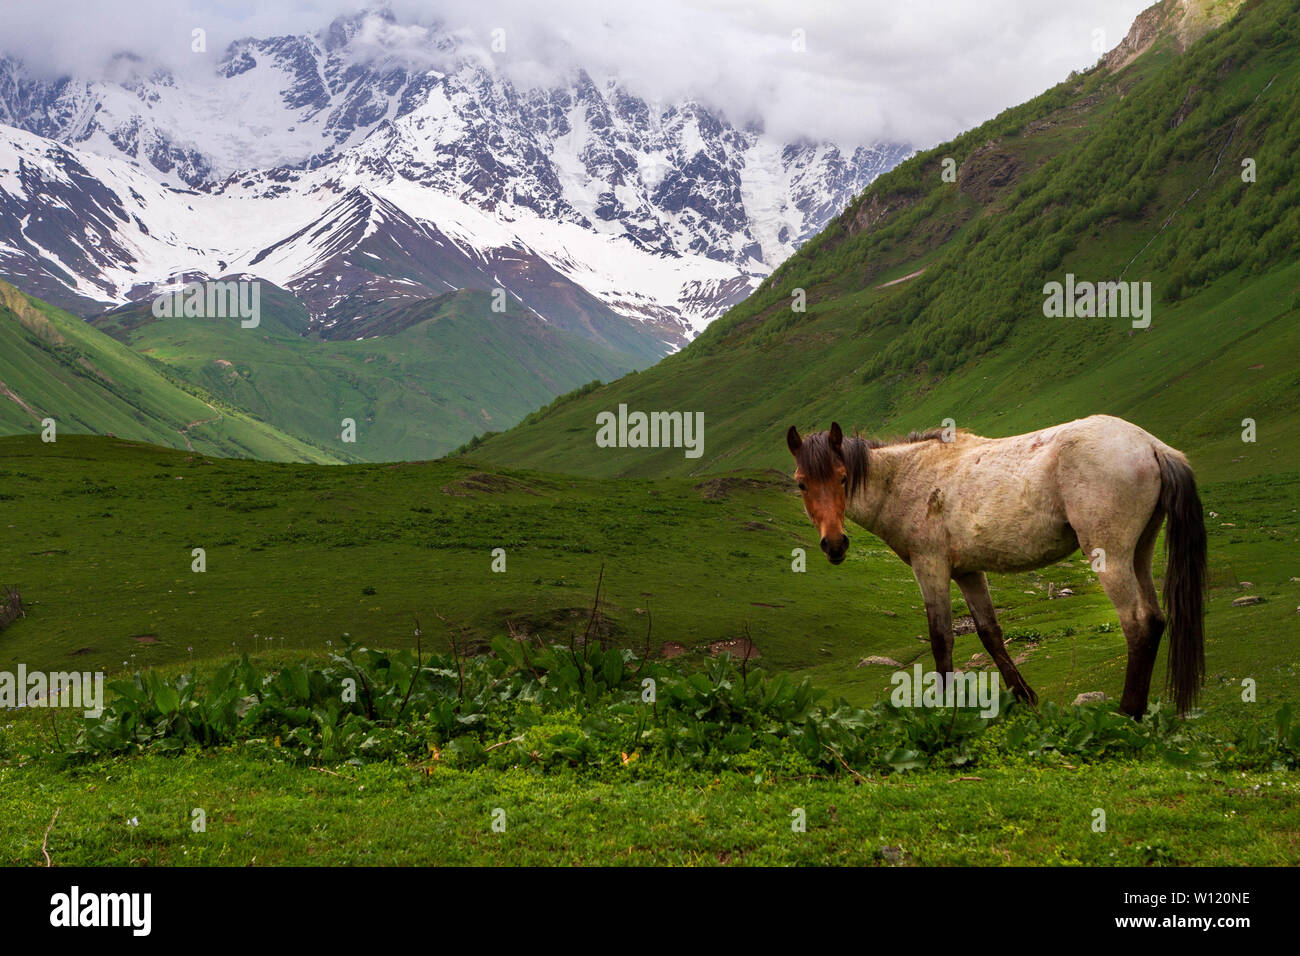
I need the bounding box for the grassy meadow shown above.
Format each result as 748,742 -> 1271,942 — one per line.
0,432 -> 1297,866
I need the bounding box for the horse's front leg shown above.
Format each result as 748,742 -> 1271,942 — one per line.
954,570 -> 1038,706
912,561 -> 954,684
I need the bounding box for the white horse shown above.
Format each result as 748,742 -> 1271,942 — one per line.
787,415 -> 1206,717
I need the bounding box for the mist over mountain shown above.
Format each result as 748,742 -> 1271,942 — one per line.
0,9 -> 910,347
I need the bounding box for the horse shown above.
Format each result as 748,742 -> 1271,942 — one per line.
786,414 -> 1206,718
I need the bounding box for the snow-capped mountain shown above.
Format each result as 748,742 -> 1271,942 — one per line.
0,10 -> 909,346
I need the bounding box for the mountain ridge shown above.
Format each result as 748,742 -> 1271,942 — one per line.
0,10 -> 909,343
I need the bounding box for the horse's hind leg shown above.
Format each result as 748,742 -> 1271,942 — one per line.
1113,511 -> 1167,718
1062,443 -> 1166,718
955,571 -> 1037,705
1079,513 -> 1165,718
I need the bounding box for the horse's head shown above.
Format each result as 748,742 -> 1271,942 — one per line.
787,422 -> 852,565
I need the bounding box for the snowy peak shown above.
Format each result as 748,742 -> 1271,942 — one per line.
0,11 -> 910,343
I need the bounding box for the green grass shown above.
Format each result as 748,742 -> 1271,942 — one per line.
2,749 -> 1295,866
1,625 -> 1296,867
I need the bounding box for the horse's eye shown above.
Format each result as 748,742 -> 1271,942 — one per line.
841,476 -> 848,487
797,482 -> 806,491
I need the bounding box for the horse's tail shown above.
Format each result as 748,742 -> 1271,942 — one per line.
1156,447 -> 1207,715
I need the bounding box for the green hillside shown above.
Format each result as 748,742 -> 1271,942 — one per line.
91,287 -> 647,462
0,281 -> 345,463
465,0 -> 1299,485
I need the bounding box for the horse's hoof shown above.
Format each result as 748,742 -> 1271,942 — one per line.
1015,685 -> 1039,707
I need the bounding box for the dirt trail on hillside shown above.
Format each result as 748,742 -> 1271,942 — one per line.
877,268 -> 926,288
0,380 -> 40,421
178,403 -> 223,451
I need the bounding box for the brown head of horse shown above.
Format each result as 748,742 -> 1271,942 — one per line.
786,422 -> 867,565
785,415 -> 1207,719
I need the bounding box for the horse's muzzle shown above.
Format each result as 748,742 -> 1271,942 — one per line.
821,535 -> 849,564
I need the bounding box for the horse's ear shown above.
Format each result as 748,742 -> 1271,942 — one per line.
786,425 -> 802,455
829,421 -> 843,453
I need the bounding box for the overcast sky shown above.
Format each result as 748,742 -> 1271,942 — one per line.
2,0 -> 1151,148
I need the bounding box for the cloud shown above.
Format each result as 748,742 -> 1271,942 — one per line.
1,0 -> 1152,148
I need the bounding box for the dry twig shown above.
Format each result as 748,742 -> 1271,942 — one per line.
42,807 -> 60,867
823,745 -> 869,785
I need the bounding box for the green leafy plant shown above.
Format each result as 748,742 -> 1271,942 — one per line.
71,636 -> 1282,779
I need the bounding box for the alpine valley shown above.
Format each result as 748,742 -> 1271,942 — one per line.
1,0 -> 1299,870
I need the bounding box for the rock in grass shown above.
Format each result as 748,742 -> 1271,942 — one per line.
1073,691 -> 1107,706
857,655 -> 904,668
1232,595 -> 1265,607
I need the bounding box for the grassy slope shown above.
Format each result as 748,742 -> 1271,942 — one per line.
0,281 -> 345,463
90,288 -> 650,462
465,0 -> 1300,482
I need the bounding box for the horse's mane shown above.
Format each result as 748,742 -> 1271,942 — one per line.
794,427 -> 947,498
862,428 -> 949,449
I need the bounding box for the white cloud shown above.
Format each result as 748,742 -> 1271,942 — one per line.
1,0 -> 1152,148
